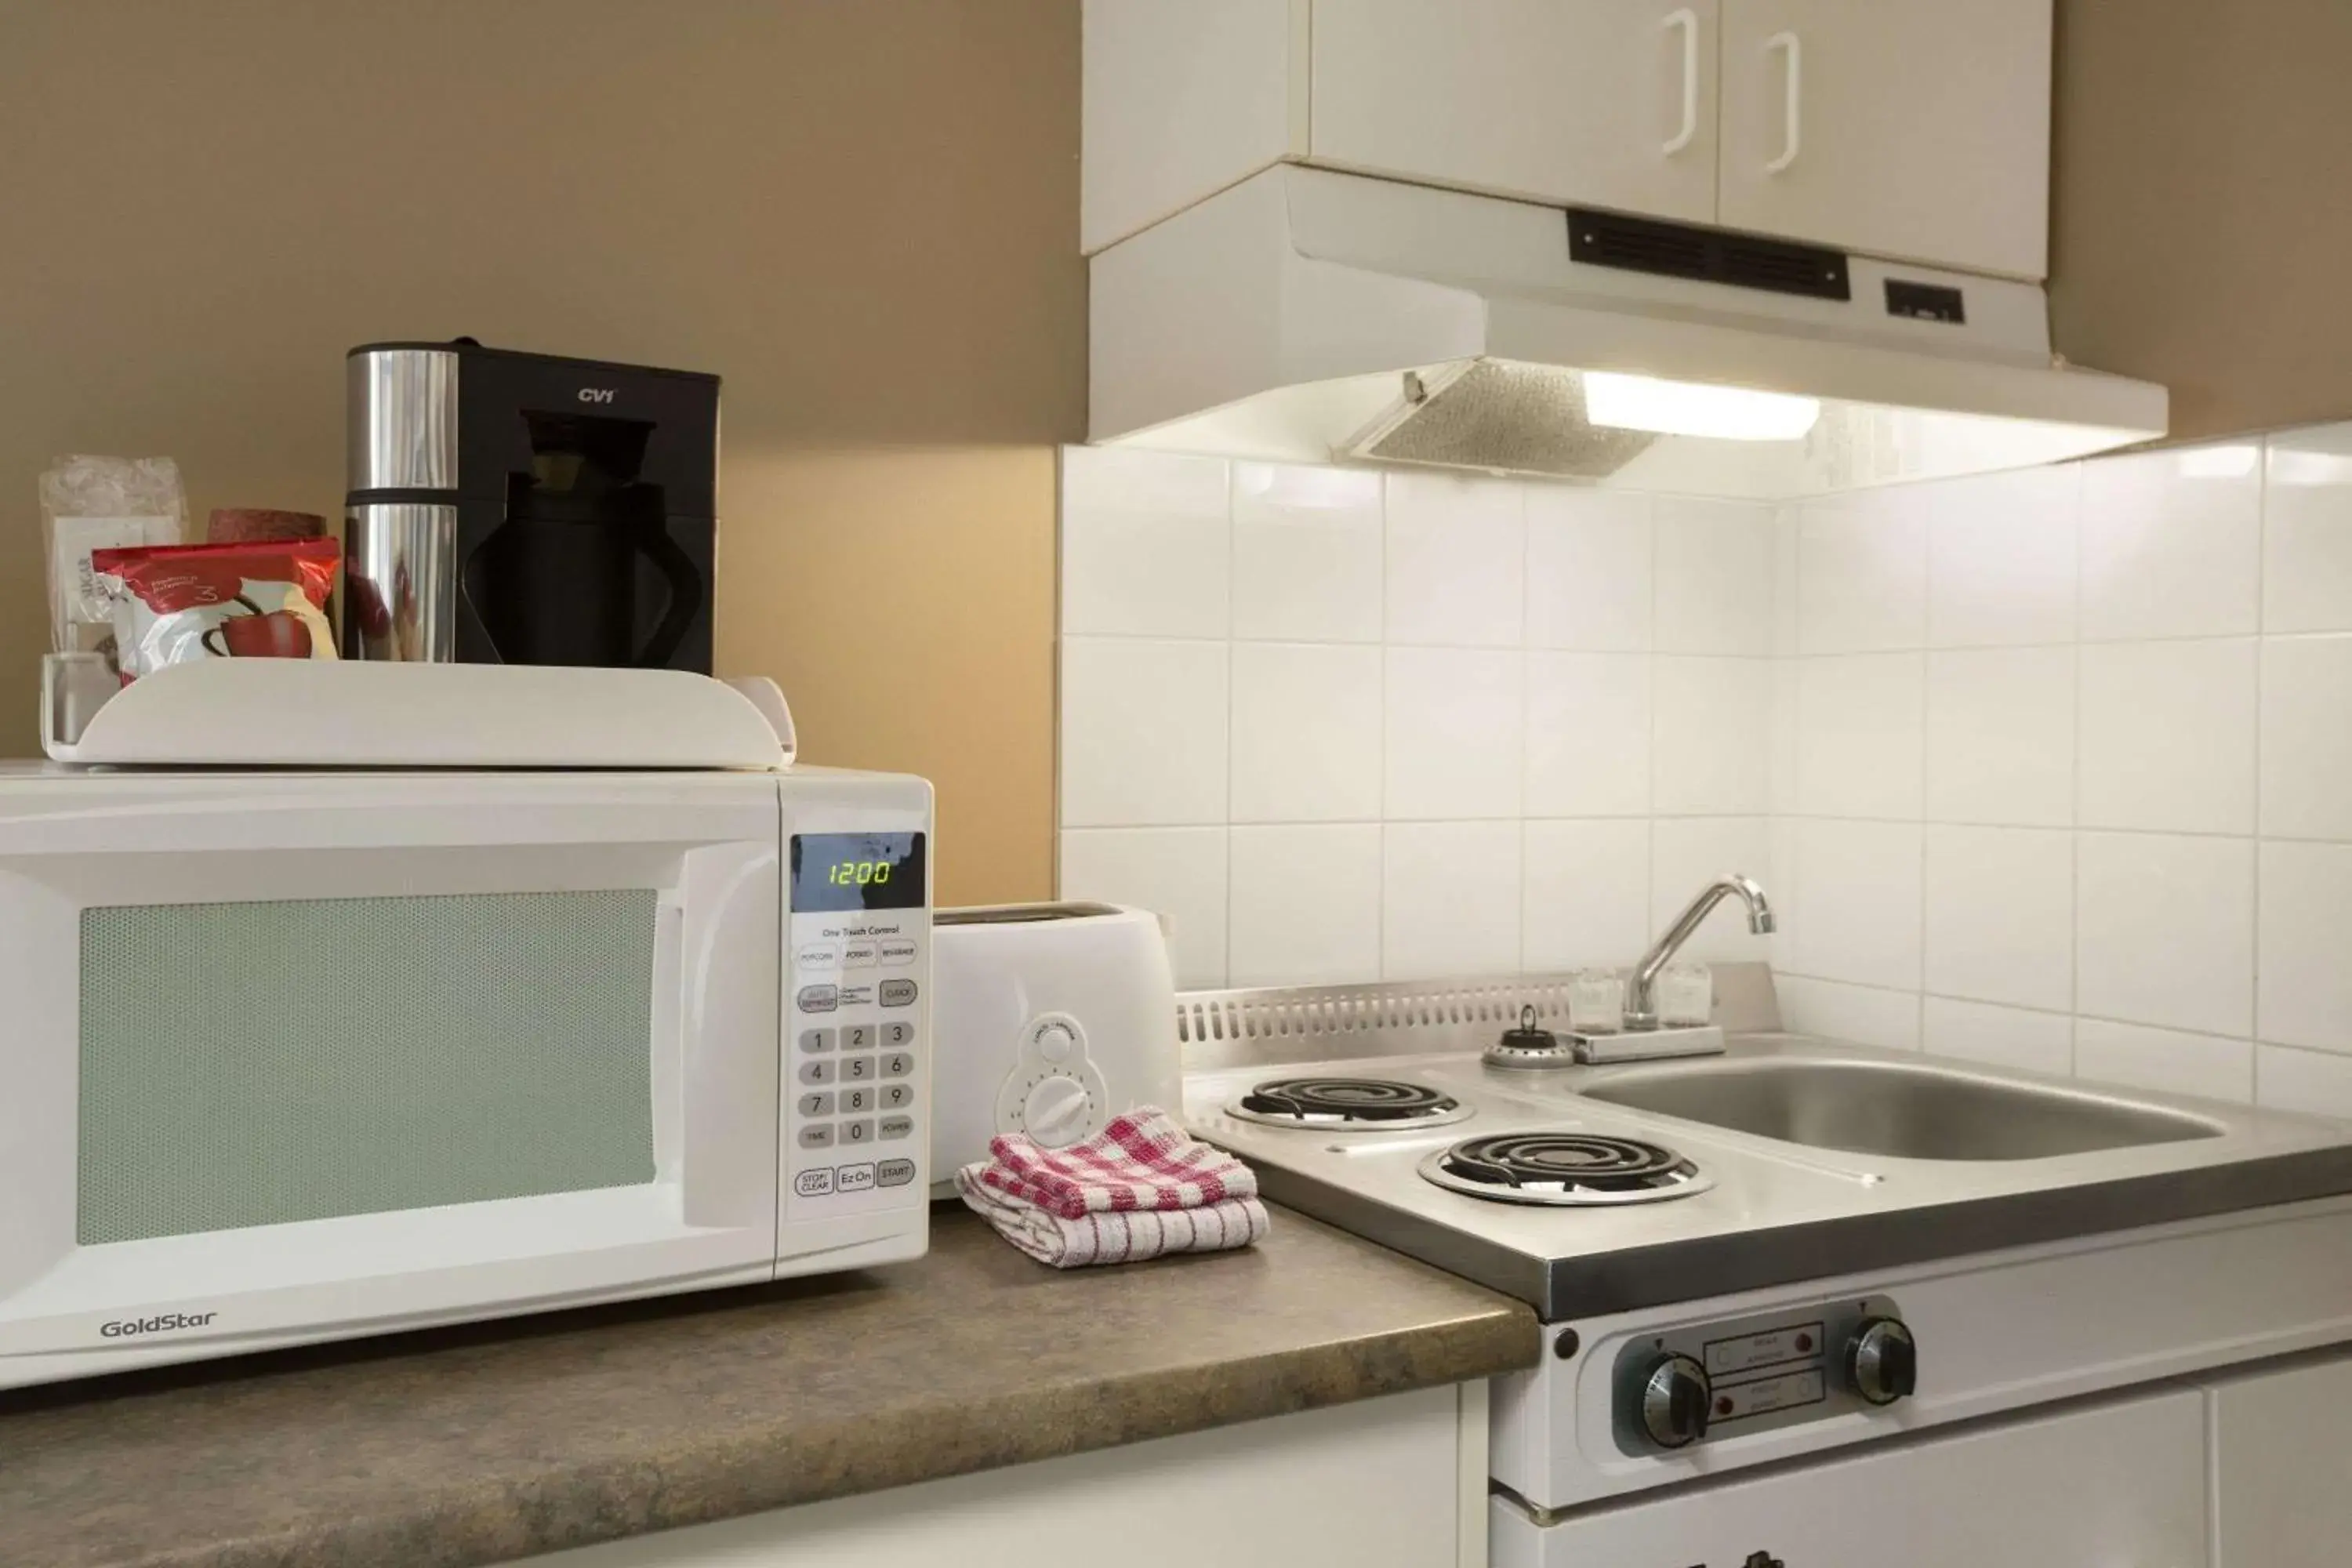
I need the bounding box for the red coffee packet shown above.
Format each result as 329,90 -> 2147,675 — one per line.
91,537 -> 339,683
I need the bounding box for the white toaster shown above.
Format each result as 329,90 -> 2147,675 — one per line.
930,902 -> 1181,1192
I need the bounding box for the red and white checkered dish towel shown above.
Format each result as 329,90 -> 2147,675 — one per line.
956,1108 -> 1269,1268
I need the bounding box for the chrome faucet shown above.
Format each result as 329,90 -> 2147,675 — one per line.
1624,875 -> 1775,1031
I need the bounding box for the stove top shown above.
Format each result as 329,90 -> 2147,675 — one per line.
1226,1075 -> 1471,1131
1418,1131 -> 1710,1206
1182,1039 -> 2352,1320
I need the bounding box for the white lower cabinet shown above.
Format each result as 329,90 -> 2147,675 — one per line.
1493,1387 -> 2210,1568
2209,1352 -> 2352,1568
535,1384 -> 1486,1567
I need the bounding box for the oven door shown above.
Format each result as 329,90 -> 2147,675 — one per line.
1492,1385 -> 2209,1568
0,770 -> 779,1387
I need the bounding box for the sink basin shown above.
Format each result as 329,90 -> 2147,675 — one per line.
1577,1057 -> 2226,1160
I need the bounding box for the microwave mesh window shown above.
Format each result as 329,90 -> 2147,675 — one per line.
77,890 -> 659,1246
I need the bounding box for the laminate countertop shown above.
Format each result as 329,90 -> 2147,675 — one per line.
0,1207 -> 1537,1568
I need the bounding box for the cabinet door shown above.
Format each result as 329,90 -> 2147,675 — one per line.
1311,0 -> 1719,224
1717,0 -> 2051,278
2212,1355 -> 2352,1568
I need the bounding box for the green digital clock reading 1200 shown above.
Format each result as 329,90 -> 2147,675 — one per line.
790,832 -> 927,913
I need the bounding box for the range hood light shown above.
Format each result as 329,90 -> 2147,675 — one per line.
1584,372 -> 1823,442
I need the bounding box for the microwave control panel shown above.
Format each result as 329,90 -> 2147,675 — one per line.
784,830 -> 928,1216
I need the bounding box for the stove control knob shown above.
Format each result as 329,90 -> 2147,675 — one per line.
1846,1317 -> 1918,1406
1639,1353 -> 1712,1450
1023,1076 -> 1094,1147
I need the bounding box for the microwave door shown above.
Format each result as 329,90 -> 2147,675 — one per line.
0,771 -> 780,1388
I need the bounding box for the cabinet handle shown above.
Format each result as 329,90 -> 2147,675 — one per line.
1662,8 -> 1700,156
1765,30 -> 1801,173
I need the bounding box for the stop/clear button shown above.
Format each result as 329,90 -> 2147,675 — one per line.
794,1169 -> 834,1197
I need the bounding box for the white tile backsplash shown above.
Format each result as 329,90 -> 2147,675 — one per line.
1059,827 -> 1229,989
1524,487 -> 1652,652
1522,819 -> 1651,972
2262,428 -> 2352,633
1524,653 -> 1651,817
2256,840 -> 2352,1054
1784,818 -> 1922,988
1385,647 -> 1523,820
1652,657 -> 1773,816
2078,444 -> 2263,641
1060,447 -> 1230,637
1654,499 -> 1777,655
1925,465 -> 2080,648
1229,642 -> 1381,823
1385,471 -> 1523,646
1058,430 -> 2352,1118
1226,825 -> 1383,987
1923,826 -> 2074,1011
2259,635 -> 2352,840
1798,490 -> 1928,653
1923,997 -> 2074,1076
2074,1018 -> 2254,1105
1383,821 -> 1523,979
1777,976 -> 1922,1051
1059,637 -> 1229,827
2076,638 -> 2259,834
1231,462 -> 1385,642
1795,654 -> 1925,819
2075,832 -> 2255,1038
1924,647 -> 2076,827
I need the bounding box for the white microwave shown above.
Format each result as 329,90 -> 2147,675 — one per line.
0,757 -> 931,1390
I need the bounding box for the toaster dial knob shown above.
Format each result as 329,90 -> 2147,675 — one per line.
1024,1076 -> 1094,1147
1035,1022 -> 1078,1065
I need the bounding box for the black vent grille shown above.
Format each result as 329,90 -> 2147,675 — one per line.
1570,209 -> 1850,302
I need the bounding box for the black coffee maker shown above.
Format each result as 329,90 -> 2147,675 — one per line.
344,340 -> 718,670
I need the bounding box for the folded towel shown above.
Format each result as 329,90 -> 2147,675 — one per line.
970,1107 -> 1259,1219
956,1108 -> 1270,1268
956,1164 -> 1269,1268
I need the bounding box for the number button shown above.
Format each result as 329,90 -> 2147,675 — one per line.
843,1087 -> 873,1114
881,1083 -> 913,1111
882,1022 -> 915,1048
798,1059 -> 836,1086
844,1024 -> 876,1051
798,1028 -> 837,1054
882,1052 -> 915,1079
797,1091 -> 836,1117
844,1054 -> 874,1081
842,1119 -> 874,1145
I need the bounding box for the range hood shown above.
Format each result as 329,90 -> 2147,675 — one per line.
1090,167 -> 2168,499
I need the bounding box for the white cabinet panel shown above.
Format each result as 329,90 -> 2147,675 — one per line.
1311,0 -> 1721,224
535,1385 -> 1479,1567
1495,1388 -> 2209,1567
2211,1353 -> 2352,1568
1718,0 -> 2051,278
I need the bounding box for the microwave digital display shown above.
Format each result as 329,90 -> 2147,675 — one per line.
790,832 -> 927,913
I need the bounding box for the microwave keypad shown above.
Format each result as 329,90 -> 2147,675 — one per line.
787,887 -> 924,1209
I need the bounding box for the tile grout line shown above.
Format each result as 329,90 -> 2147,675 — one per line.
2252,435 -> 2268,1103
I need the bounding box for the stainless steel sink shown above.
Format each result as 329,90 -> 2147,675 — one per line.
1577,1056 -> 2227,1160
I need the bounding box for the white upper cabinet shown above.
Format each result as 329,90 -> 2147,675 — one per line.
1716,0 -> 2052,278
1309,0 -> 1719,227
1083,0 -> 2054,280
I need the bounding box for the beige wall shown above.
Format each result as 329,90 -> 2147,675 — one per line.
2051,0 -> 2352,440
0,0 -> 1080,904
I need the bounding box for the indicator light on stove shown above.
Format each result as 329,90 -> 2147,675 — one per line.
1639,1353 -> 1711,1449
1845,1317 -> 1918,1406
